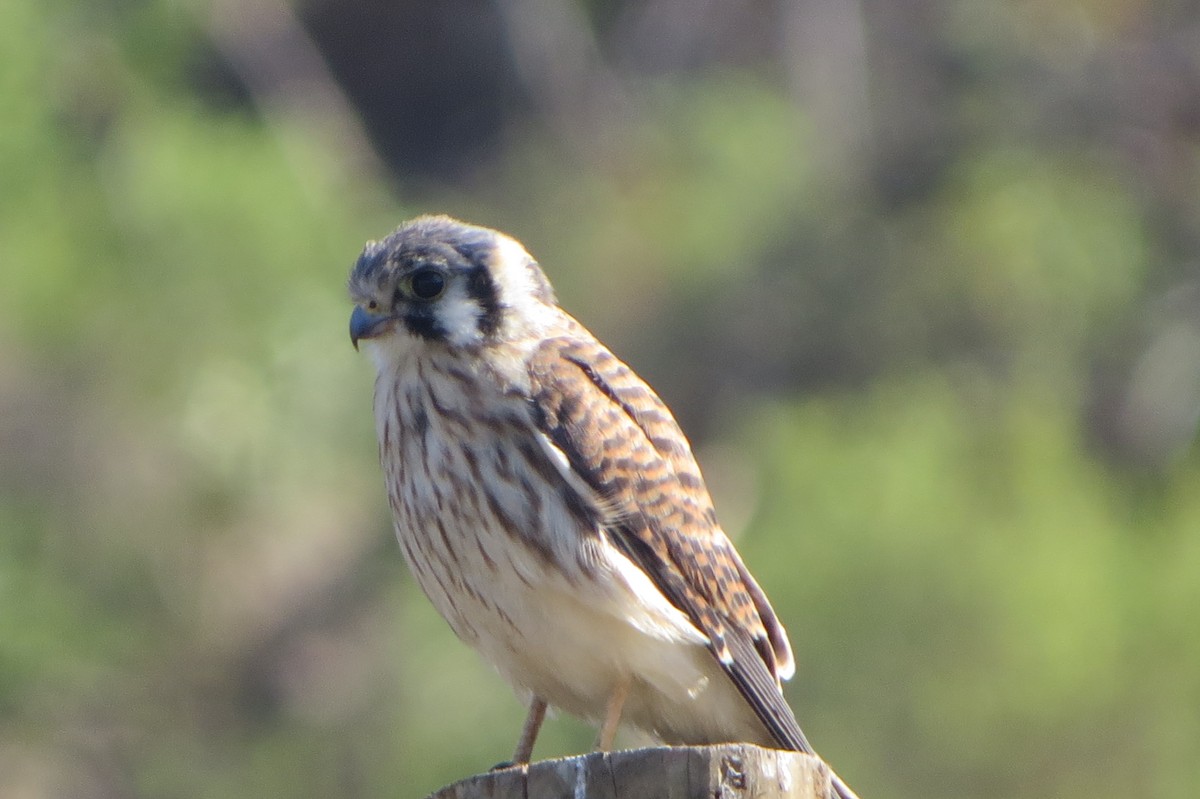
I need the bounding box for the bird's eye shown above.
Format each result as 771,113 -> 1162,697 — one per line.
408,268 -> 446,301
367,300 -> 378,311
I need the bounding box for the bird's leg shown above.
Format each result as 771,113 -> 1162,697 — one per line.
511,696 -> 547,765
595,676 -> 630,752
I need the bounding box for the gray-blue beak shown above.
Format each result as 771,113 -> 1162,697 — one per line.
350,305 -> 391,350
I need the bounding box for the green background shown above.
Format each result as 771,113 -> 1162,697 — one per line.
2,2 -> 1198,797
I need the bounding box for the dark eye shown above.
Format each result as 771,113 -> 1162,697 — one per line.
409,268 -> 446,301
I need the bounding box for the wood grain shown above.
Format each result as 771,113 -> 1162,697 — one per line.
426,744 -> 834,799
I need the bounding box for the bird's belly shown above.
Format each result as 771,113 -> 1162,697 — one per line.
377,377 -> 769,746
390,472 -> 770,747
391,476 -> 680,702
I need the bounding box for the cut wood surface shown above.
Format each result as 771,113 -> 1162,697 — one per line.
425,744 -> 835,799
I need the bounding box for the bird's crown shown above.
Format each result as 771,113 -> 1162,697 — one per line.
348,215 -> 558,350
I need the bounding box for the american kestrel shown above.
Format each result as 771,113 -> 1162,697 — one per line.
348,216 -> 857,799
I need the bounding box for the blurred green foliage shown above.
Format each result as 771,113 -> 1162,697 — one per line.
2,1 -> 1198,798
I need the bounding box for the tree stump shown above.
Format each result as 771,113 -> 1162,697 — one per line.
425,744 -> 835,799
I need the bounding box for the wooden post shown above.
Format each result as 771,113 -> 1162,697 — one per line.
426,744 -> 836,799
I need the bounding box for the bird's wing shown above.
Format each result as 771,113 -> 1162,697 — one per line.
525,332 -> 813,754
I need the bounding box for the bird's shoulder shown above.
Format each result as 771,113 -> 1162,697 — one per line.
524,322 -> 712,526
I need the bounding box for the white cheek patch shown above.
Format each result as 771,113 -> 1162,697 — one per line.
436,281 -> 485,348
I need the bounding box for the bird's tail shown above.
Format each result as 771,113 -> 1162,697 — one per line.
719,631 -> 861,798
830,770 -> 860,799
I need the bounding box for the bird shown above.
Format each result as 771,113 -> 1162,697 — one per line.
348,215 -> 858,799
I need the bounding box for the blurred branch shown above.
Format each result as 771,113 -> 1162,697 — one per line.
782,0 -> 872,189
492,0 -> 631,154
205,0 -> 389,195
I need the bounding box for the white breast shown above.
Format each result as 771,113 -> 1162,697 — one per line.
369,340 -> 769,745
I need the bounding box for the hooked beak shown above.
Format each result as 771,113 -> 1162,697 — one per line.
349,305 -> 392,350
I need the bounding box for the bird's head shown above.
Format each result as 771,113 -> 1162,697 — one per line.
348,215 -> 558,354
